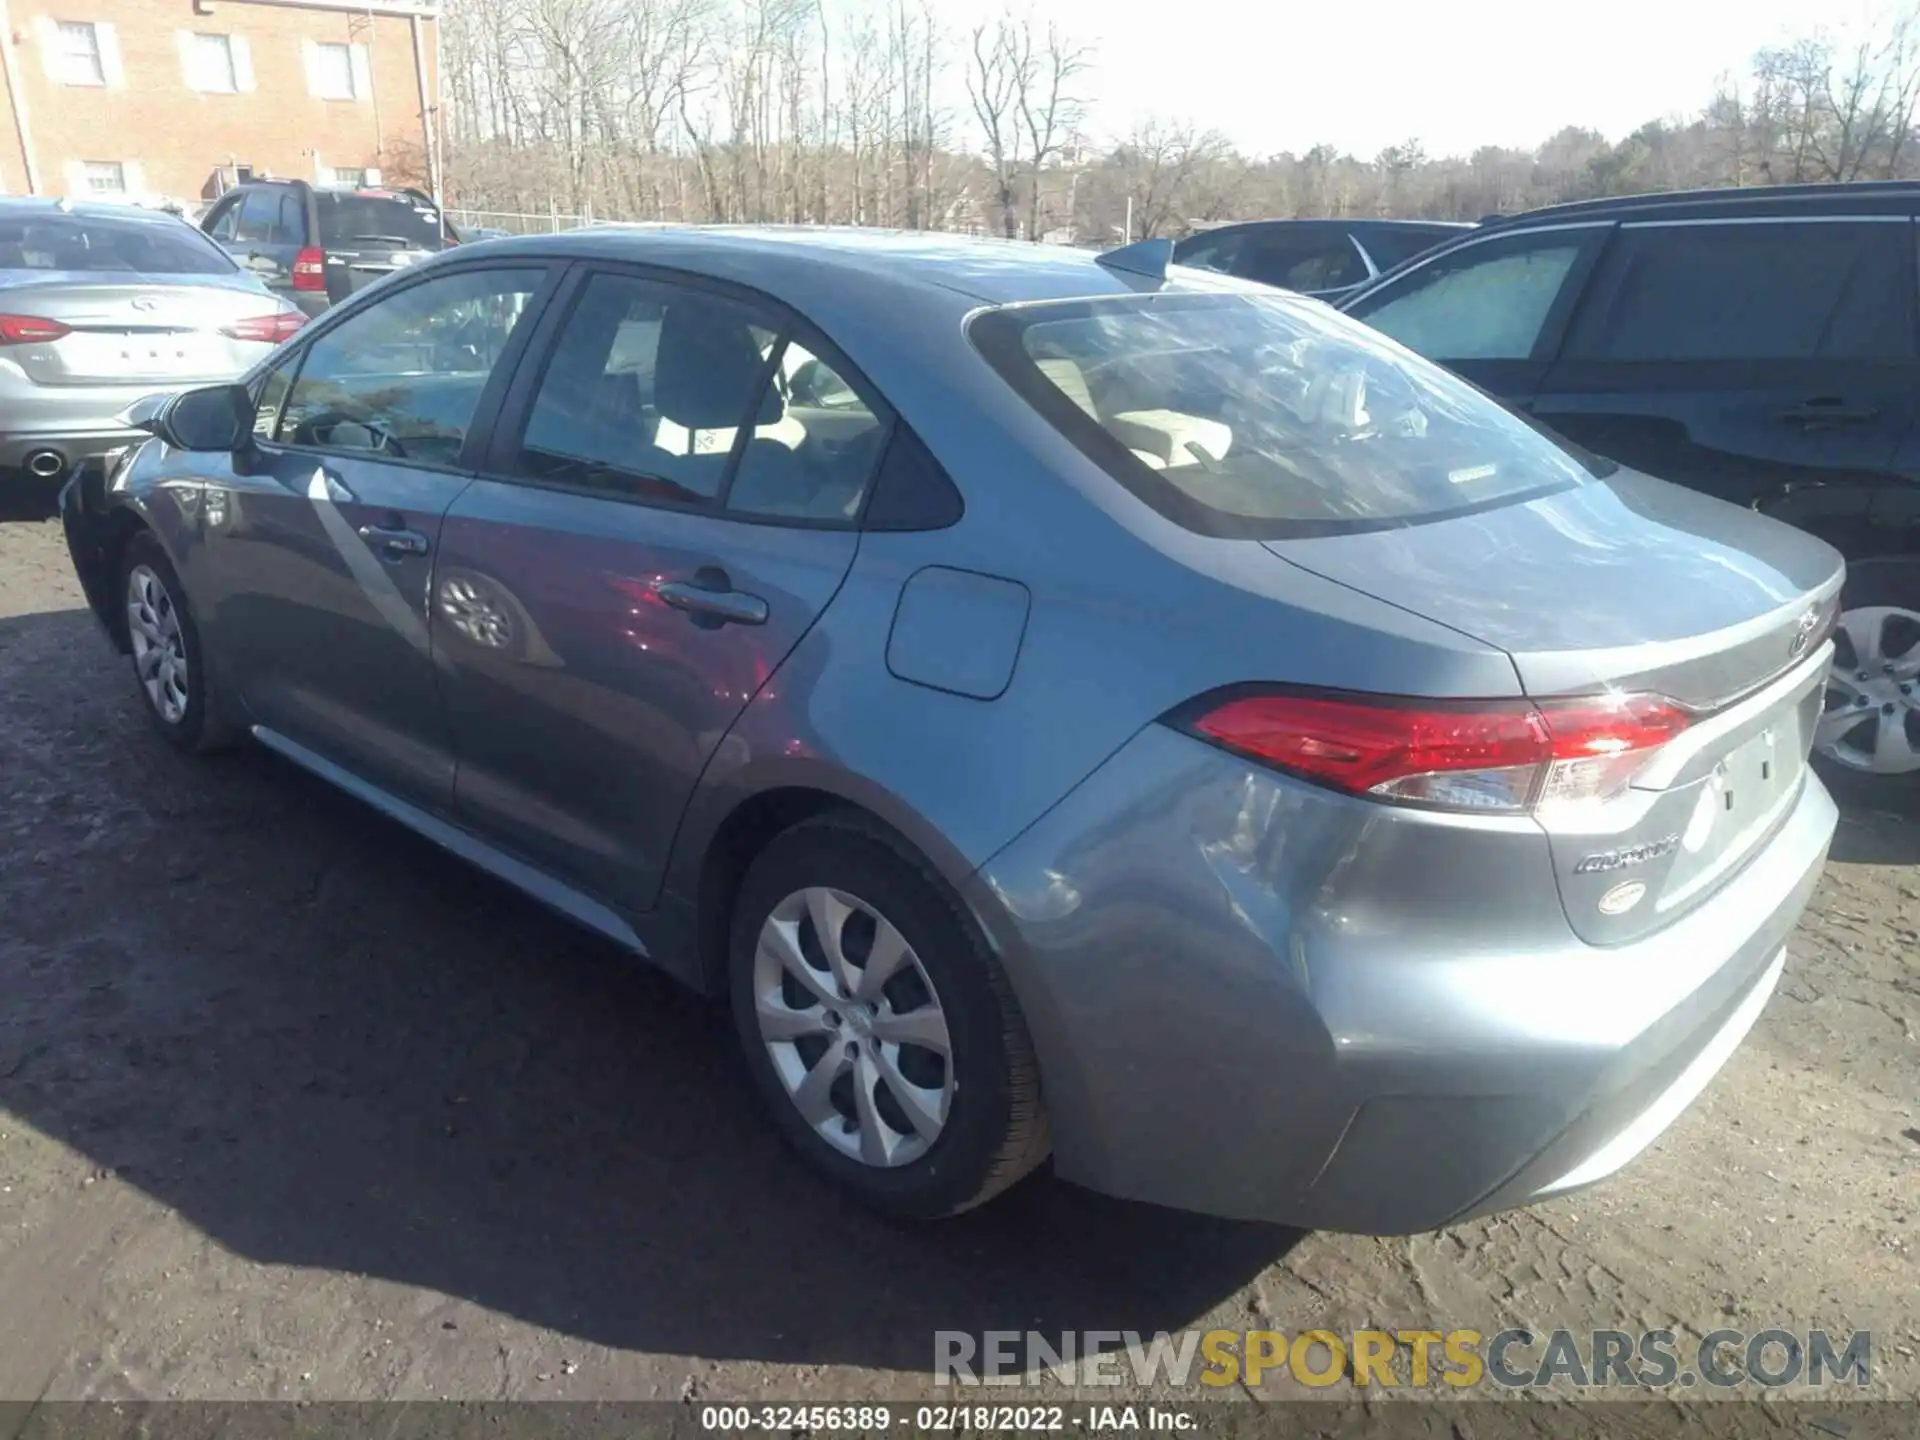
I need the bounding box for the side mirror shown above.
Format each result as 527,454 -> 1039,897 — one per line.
140,383 -> 253,452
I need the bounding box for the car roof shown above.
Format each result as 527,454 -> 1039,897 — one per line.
1484,180 -> 1920,230
0,197 -> 189,226
460,224 -> 1217,306
1180,218 -> 1474,237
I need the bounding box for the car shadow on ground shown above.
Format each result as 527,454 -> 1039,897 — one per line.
0,608 -> 1298,1376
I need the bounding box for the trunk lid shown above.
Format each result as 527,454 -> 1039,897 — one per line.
0,275 -> 287,385
1264,467 -> 1842,943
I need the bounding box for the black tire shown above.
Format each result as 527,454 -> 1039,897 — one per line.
729,811 -> 1050,1218
1813,555 -> 1920,807
120,530 -> 243,754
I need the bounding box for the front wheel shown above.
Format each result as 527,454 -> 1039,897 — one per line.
1815,556 -> 1920,794
120,531 -> 241,753
729,814 -> 1049,1218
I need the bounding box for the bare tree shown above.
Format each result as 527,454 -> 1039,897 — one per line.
966,16 -> 1024,236
1110,117 -> 1229,238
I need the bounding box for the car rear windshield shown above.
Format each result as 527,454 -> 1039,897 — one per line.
969,289 -> 1590,538
0,213 -> 235,275
314,192 -> 445,250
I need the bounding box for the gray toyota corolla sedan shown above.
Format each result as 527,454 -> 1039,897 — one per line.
59,227 -> 1841,1232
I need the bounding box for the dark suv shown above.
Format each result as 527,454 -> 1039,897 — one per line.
1172,218 -> 1472,301
200,180 -> 450,317
1340,181 -> 1920,791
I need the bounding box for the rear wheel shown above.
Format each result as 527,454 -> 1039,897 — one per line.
120,531 -> 241,753
1815,556 -> 1920,796
729,813 -> 1049,1218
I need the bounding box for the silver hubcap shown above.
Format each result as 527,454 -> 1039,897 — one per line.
126,564 -> 189,725
1819,605 -> 1920,775
753,886 -> 953,1168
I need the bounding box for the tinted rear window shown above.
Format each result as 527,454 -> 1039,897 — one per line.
970,290 -> 1590,539
314,193 -> 444,249
0,213 -> 235,275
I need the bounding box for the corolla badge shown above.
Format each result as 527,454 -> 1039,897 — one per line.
131,295 -> 161,312
1573,834 -> 1680,874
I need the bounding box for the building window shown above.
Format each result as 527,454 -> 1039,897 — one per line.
184,32 -> 237,92
83,160 -> 126,195
311,41 -> 355,99
54,20 -> 104,85
328,166 -> 368,187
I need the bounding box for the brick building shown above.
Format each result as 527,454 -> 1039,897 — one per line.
0,0 -> 440,208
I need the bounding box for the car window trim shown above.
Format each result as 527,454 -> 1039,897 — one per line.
482,257 -> 899,531
1618,214 -> 1914,229
249,258 -> 566,478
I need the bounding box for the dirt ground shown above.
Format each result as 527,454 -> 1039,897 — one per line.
1,506 -> 1915,1416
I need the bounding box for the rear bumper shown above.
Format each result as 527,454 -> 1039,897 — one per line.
966,724 -> 1836,1233
0,428 -> 143,473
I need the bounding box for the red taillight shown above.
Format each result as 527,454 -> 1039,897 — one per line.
292,246 -> 327,292
0,313 -> 72,345
219,310 -> 308,344
1184,689 -> 1693,814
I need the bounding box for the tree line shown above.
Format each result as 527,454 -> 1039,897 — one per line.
437,0 -> 1920,238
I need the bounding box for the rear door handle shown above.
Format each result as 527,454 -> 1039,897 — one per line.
1776,399 -> 1880,427
357,523 -> 430,557
658,572 -> 768,627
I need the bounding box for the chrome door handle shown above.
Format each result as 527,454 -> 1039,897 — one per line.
658,578 -> 768,627
357,523 -> 429,557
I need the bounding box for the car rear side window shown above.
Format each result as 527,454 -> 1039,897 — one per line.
970,290 -> 1591,539
275,266 -> 541,467
1348,231 -> 1591,360
1173,231 -> 1246,275
1562,220 -> 1915,362
234,188 -> 294,245
1358,227 -> 1459,269
727,337 -> 890,522
0,213 -> 235,275
512,271 -> 781,508
314,193 -> 443,250
1243,232 -> 1368,292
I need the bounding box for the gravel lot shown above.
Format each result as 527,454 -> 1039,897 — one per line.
1,504 -> 1916,1414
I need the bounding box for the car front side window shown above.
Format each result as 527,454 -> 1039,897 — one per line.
1348,232 -> 1595,361
274,266 -> 543,468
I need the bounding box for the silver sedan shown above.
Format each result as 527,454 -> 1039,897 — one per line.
0,199 -> 304,483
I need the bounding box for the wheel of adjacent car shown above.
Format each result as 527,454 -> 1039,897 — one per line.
729,813 -> 1049,1217
1816,556 -> 1920,792
120,531 -> 240,753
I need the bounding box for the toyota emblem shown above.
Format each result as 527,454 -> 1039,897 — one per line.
131,295 -> 161,312
1789,606 -> 1820,658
